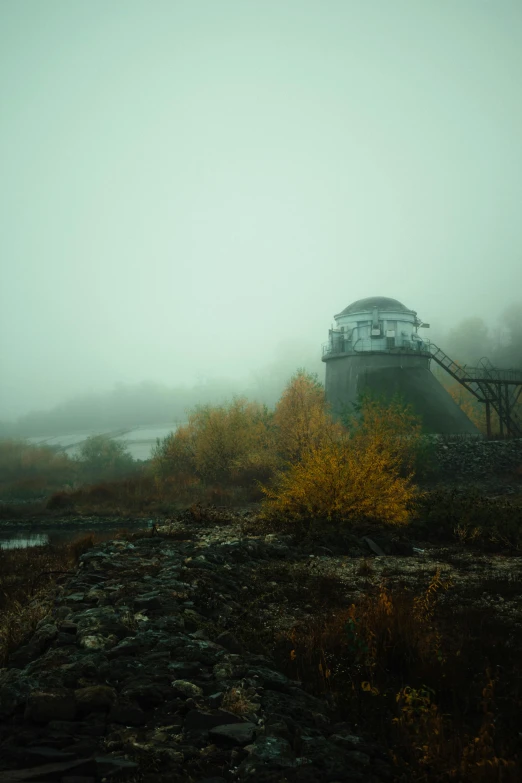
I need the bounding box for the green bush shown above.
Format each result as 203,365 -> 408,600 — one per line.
75,435 -> 136,482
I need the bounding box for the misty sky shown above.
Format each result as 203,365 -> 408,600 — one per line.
1,0 -> 522,419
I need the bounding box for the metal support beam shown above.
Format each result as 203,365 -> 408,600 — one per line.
498,386 -> 504,438
429,342 -> 522,438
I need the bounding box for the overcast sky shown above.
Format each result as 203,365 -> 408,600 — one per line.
1,0 -> 521,419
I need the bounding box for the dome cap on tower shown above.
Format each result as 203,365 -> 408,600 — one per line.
337,296 -> 412,316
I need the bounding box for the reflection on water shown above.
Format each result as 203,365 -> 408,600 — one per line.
0,522 -> 150,551
0,532 -> 50,550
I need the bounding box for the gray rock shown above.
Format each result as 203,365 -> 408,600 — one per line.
329,733 -> 364,748
94,755 -> 139,775
8,623 -> 58,667
171,680 -> 203,698
343,750 -> 371,769
196,778 -> 227,783
184,709 -> 245,731
73,607 -> 129,640
24,747 -> 77,761
209,722 -> 257,744
0,670 -> 38,719
168,661 -> 203,679
47,719 -> 105,737
215,631 -> 243,653
299,734 -> 368,779
248,666 -> 290,691
62,777 -> 96,783
108,700 -> 146,726
134,593 -> 163,611
208,691 -> 224,708
238,736 -> 297,775
24,687 -> 77,723
120,679 -> 167,708
107,638 -> 142,658
74,685 -> 117,712
361,537 -> 385,557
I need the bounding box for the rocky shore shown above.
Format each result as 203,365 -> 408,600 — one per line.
0,514 -> 399,783
1,506 -> 522,783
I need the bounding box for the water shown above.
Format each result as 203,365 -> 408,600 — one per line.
25,423 -> 184,461
0,532 -> 50,549
0,522 -> 151,550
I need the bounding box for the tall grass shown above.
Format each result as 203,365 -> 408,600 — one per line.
0,533 -> 106,667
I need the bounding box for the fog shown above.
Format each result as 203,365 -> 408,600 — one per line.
1,0 -> 521,427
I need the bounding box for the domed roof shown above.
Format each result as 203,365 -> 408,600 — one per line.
338,296 -> 411,316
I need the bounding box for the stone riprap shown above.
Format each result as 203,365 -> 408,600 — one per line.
429,437 -> 522,483
0,520 -> 395,783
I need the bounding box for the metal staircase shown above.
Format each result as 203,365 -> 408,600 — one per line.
429,343 -> 522,438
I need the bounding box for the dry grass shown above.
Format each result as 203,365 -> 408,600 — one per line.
221,685 -> 260,716
45,475 -> 257,517
0,532 -> 108,666
413,489 -> 522,551
230,560 -> 521,783
356,557 -> 375,577
287,574 -> 520,780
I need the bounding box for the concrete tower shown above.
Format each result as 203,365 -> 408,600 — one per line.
322,296 -> 480,435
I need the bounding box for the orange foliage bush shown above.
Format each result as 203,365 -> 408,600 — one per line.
273,369 -> 336,462
262,433 -> 418,525
262,394 -> 422,526
151,397 -> 277,486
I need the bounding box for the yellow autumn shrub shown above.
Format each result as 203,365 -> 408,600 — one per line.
262,433 -> 417,525
152,397 -> 277,485
273,369 -> 336,462
151,423 -> 196,479
262,394 -> 422,526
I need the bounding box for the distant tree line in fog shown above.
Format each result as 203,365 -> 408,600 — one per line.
0,380 -> 253,437
0,344 -> 324,437
442,303 -> 522,369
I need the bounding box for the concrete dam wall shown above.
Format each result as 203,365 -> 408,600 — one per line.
324,352 -> 480,435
